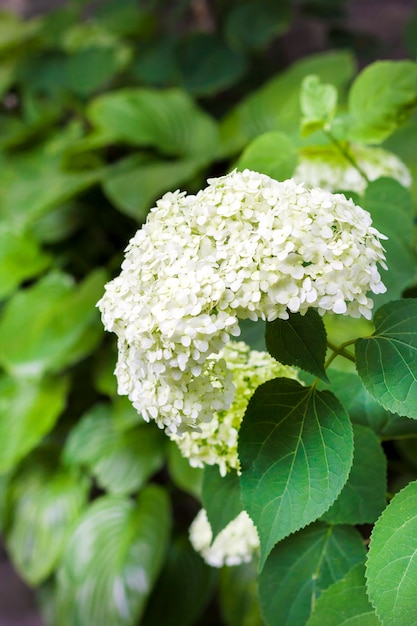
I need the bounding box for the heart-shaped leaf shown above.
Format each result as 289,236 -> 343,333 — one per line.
239,378 -> 353,567
356,299 -> 417,419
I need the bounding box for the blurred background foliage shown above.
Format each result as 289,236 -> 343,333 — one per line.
0,0 -> 417,624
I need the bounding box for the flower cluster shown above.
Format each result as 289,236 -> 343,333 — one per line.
189,508 -> 259,567
170,340 -> 298,475
98,169 -> 387,434
294,144 -> 411,194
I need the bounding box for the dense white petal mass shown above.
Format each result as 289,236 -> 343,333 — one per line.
170,341 -> 298,475
189,508 -> 259,567
294,144 -> 411,194
97,169 -> 387,434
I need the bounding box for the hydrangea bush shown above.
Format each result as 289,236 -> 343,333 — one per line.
0,3 -> 417,624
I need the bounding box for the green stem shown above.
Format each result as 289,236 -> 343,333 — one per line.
324,129 -> 370,183
325,339 -> 356,369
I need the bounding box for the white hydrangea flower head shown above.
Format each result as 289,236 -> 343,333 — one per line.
189,508 -> 259,567
97,169 -> 387,435
170,340 -> 299,476
294,144 -> 411,194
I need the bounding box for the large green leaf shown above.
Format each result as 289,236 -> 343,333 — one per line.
5,463 -> 89,585
219,50 -> 356,156
0,225 -> 50,299
102,154 -> 199,221
0,126 -> 102,226
235,131 -> 298,181
321,424 -> 387,525
88,88 -> 218,159
362,178 -> 416,306
0,374 -> 69,473
258,523 -> 366,626
56,487 -> 171,626
0,270 -> 106,377
348,60 -> 417,143
202,466 -> 242,539
141,536 -> 217,626
366,480 -> 417,624
176,33 -> 247,96
63,403 -> 165,495
323,370 -> 417,439
265,309 -> 329,381
239,378 -> 353,568
225,0 -> 290,52
307,563 -> 381,626
356,299 -> 417,419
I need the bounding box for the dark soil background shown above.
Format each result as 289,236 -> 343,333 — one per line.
0,0 -> 415,624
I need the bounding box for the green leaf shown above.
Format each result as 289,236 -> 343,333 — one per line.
0,127 -> 102,226
176,33 -> 247,96
65,45 -> 131,96
5,463 -> 89,585
258,523 -> 366,626
300,75 -> 338,136
239,378 -> 353,568
362,178 -> 416,306
307,563 -> 381,626
219,559 -> 263,626
355,299 -> 417,419
166,441 -> 203,499
235,131 -> 297,181
141,536 -> 217,626
0,374 -> 69,473
0,10 -> 40,53
321,424 -> 387,525
219,50 -> 356,156
102,154 -> 199,221
63,403 -> 165,495
0,270 -> 106,377
56,486 -> 171,626
366,480 -> 417,625
225,0 -> 290,52
265,309 -> 329,382
324,370 -> 417,439
88,88 -> 218,159
348,60 -> 417,143
0,225 -> 50,300
202,467 -> 242,539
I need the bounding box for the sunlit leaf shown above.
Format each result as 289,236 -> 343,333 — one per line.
5,462 -> 89,585
235,131 -> 297,181
0,225 -> 50,299
366,480 -> 417,624
56,487 -> 171,626
0,374 -> 69,473
64,403 -> 165,495
0,270 -> 107,377
348,60 -> 417,143
356,299 -> 417,419
88,88 -> 218,158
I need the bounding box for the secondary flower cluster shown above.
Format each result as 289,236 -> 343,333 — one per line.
189,508 -> 260,567
170,340 -> 298,476
98,169 -> 387,434
294,144 -> 411,194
